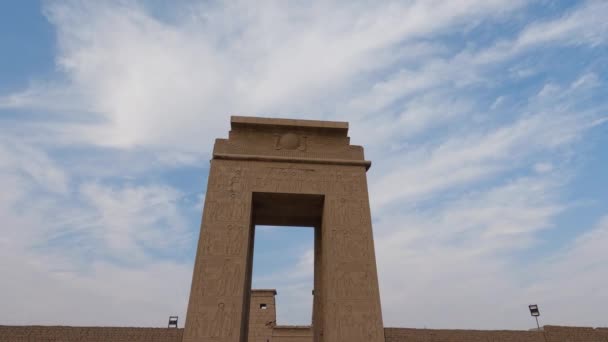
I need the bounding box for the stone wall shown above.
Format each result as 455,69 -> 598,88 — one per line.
544,326 -> 608,341
248,289 -> 278,342
384,326 -> 608,342
0,326 -> 183,342
272,326 -> 313,342
384,327 -> 543,342
2,325 -> 608,341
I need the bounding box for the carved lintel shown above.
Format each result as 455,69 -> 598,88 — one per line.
213,153 -> 371,170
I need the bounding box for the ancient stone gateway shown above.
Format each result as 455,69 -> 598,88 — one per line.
183,116 -> 384,342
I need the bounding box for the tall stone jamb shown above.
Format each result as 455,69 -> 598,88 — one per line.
183,116 -> 384,342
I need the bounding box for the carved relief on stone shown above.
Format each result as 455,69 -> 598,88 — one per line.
339,304 -> 364,341
207,167 -> 227,192
189,301 -> 237,339
201,229 -> 225,256
207,166 -> 248,193
210,302 -> 236,338
204,192 -> 248,223
328,198 -> 370,226
217,127 -> 365,159
199,257 -> 243,297
331,228 -> 371,260
328,301 -> 382,341
360,306 -> 383,340
228,167 -> 244,192
253,166 -> 315,193
250,164 -> 365,195
315,171 -> 359,194
201,224 -> 247,256
338,172 -> 366,194
331,262 -> 375,299
225,223 -> 247,255
274,133 -> 307,151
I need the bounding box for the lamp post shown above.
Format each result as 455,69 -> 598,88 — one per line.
168,316 -> 178,328
528,304 -> 540,330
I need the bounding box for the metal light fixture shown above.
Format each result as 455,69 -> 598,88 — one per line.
528,304 -> 540,330
168,316 -> 178,328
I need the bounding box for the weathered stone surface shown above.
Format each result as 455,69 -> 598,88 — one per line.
4,324 -> 608,342
248,289 -> 277,342
384,327 -> 544,342
273,326 -> 314,342
0,326 -> 183,342
184,116 -> 384,342
384,326 -> 608,342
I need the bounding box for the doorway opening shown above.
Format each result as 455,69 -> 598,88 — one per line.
251,225 -> 314,325
246,192 -> 324,332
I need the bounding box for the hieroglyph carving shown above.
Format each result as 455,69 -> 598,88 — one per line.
331,229 -> 371,260
205,192 -> 247,222
253,167 -> 314,193
329,198 -> 369,226
252,167 -> 366,195
202,224 -> 247,256
200,258 -> 242,297
330,302 -> 382,341
189,302 -> 237,339
228,168 -> 243,192
332,263 -> 375,299
207,167 -> 247,193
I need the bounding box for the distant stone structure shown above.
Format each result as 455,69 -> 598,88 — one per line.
246,289 -> 311,342
1,117 -> 606,342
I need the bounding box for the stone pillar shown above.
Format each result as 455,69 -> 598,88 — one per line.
182,161 -> 253,342
320,171 -> 384,342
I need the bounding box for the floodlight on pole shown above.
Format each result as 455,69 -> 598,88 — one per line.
168,316 -> 178,328
528,304 -> 540,330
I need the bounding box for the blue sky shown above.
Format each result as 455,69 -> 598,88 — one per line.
0,0 -> 607,330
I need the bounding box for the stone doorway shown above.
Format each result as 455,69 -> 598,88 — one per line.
249,192 -> 324,335
182,116 -> 384,342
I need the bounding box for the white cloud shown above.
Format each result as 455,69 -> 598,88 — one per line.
0,139 -> 68,194
534,162 -> 554,174
76,182 -> 192,258
0,136 -> 194,326
0,251 -> 192,327
468,0 -> 608,65
525,215 -> 608,328
2,0 -> 527,151
571,72 -> 601,90
369,103 -> 590,210
516,1 -> 608,48
375,174 -> 563,328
